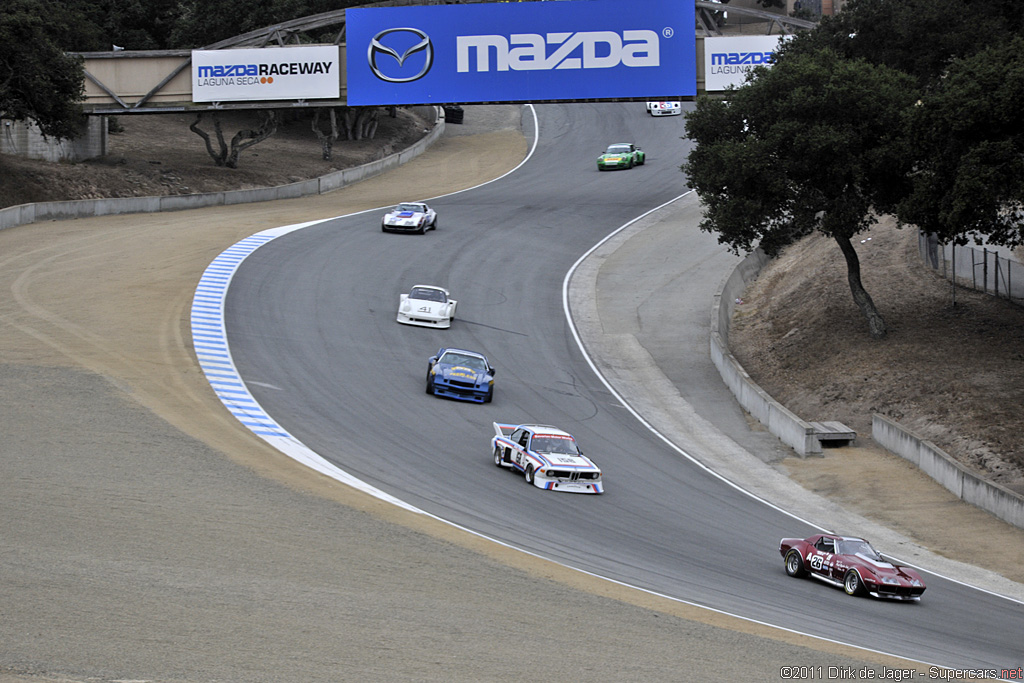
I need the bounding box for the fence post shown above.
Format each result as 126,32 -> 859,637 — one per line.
952,245 -> 957,307
983,248 -> 988,295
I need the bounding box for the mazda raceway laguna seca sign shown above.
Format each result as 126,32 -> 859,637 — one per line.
703,35 -> 791,92
192,45 -> 340,102
345,0 -> 696,106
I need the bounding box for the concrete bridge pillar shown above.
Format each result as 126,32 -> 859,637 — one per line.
1,115 -> 108,162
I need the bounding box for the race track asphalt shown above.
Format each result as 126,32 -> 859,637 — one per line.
221,103 -> 1024,671
5,103 -> 920,683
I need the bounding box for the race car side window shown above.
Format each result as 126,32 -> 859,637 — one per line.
510,429 -> 527,447
517,430 -> 530,447
814,537 -> 835,553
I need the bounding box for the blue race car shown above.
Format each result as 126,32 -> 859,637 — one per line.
426,348 -> 495,403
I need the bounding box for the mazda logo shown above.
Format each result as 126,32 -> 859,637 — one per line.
368,28 -> 433,83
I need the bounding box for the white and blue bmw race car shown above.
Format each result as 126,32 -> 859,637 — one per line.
492,422 -> 604,494
382,201 -> 437,234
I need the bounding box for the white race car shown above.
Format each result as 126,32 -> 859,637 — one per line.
382,202 -> 437,234
397,285 -> 457,328
646,101 -> 682,116
492,422 -> 604,494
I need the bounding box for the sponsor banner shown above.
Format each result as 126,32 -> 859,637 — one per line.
192,46 -> 340,102
346,0 -> 695,106
704,35 -> 790,91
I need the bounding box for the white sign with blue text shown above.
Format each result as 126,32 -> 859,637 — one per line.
192,46 -> 340,102
703,35 -> 791,92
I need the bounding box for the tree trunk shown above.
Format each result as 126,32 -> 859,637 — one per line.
189,112 -> 229,167
340,107 -> 357,140
189,111 -> 276,168
225,110 -> 277,169
312,108 -> 338,161
356,108 -> 379,140
835,234 -> 887,339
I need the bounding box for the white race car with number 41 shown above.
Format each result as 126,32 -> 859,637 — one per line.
397,285 -> 457,328
492,422 -> 604,493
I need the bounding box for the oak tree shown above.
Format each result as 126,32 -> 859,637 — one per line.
0,0 -> 85,140
683,47 -> 918,338
898,36 -> 1024,248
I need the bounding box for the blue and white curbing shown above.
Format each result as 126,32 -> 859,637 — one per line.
190,218 -> 421,513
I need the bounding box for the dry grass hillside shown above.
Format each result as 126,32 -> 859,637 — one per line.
729,218 -> 1024,495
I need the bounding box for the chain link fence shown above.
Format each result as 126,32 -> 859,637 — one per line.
919,231 -> 1024,304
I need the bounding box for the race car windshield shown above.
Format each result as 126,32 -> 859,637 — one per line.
396,203 -> 423,212
838,539 -> 882,561
411,287 -> 446,302
531,436 -> 579,455
441,354 -> 485,372
607,145 -> 630,154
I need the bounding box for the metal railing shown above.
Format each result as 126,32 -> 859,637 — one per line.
919,231 -> 1024,304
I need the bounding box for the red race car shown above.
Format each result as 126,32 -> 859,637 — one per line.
779,534 -> 926,601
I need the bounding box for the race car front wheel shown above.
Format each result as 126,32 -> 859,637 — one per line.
844,569 -> 866,597
425,375 -> 434,395
524,465 -> 535,485
784,550 -> 807,578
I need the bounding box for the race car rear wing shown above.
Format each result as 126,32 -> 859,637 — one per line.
493,422 -> 562,438
493,422 -> 518,438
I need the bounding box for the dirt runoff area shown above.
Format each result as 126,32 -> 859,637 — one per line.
0,106 -> 1020,683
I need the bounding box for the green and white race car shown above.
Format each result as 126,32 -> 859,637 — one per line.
597,143 -> 645,171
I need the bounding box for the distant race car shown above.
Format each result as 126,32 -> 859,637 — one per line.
382,201 -> 437,234
597,143 -> 645,171
398,285 -> 457,329
426,347 -> 495,403
646,101 -> 682,116
492,422 -> 604,494
779,534 -> 926,600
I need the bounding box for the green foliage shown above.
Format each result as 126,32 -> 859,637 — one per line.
43,0 -> 184,51
0,0 -> 85,139
785,0 -> 1014,87
686,0 -> 1024,335
899,36 -> 1024,247
683,49 -> 918,256
170,0 -> 361,49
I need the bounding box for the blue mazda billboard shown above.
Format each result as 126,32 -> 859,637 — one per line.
346,0 -> 695,105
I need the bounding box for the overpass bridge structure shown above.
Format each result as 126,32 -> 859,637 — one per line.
75,1 -> 813,116
5,1 -> 812,161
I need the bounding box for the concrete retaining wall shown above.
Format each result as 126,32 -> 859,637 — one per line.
0,106 -> 441,232
873,415 -> 1024,529
711,248 -> 821,456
